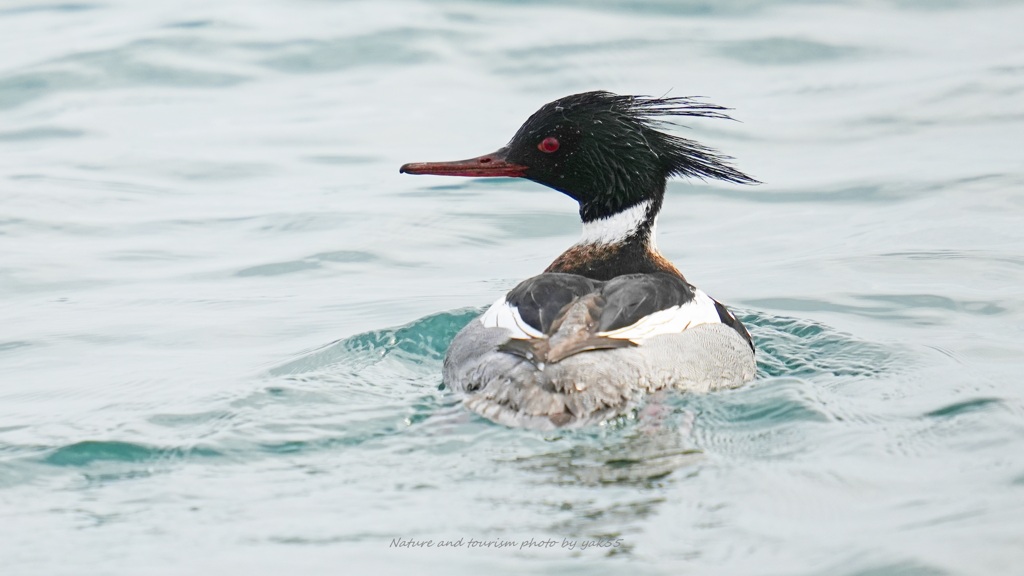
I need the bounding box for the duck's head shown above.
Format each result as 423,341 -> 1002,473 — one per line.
400,90 -> 757,222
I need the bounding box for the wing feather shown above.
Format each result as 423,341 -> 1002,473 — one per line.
478,271 -> 750,365
598,289 -> 721,342
479,296 -> 545,339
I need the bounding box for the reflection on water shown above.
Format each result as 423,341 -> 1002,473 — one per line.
3,0 -> 1024,573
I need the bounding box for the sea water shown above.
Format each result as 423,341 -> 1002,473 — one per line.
2,1 -> 1023,574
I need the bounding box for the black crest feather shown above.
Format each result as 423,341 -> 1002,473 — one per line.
504,90 -> 758,221
568,91 -> 758,185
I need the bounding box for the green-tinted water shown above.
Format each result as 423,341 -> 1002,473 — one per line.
2,1 -> 1023,574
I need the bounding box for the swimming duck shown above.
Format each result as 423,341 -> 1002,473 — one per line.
400,91 -> 757,429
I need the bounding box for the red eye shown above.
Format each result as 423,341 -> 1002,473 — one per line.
538,136 -> 560,153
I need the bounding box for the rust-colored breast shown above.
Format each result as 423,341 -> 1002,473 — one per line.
545,244 -> 622,274
545,242 -> 684,280
648,248 -> 684,278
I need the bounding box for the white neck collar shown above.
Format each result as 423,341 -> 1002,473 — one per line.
577,200 -> 653,246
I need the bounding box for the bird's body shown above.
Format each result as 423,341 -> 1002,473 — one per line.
401,91 -> 757,429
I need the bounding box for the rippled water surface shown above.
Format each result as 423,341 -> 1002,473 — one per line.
2,1 -> 1023,574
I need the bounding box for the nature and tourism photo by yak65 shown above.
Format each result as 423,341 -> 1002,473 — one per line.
1,1 -> 1022,575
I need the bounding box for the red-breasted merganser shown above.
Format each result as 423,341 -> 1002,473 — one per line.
400,91 -> 757,429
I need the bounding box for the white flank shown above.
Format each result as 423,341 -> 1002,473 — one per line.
578,199 -> 651,245
479,296 -> 546,340
598,289 -> 722,343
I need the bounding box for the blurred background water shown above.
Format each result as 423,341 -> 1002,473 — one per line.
2,0 -> 1023,574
